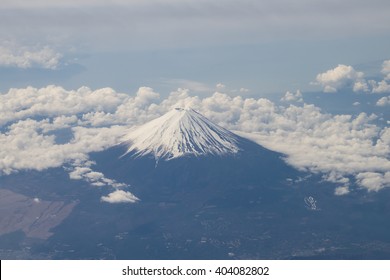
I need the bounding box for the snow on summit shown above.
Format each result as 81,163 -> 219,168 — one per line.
122,108 -> 240,160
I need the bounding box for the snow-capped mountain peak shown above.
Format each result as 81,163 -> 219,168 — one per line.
122,108 -> 240,160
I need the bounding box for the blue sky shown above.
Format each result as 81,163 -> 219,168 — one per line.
1,0 -> 390,95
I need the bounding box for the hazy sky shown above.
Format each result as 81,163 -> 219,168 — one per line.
1,0 -> 390,94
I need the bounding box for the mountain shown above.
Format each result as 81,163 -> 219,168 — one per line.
2,109 -> 390,260
93,108 -> 296,189
121,108 -> 240,160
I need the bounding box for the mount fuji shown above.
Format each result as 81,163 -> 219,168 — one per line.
2,108 -> 390,260
122,108 -> 240,160
91,108 -> 296,188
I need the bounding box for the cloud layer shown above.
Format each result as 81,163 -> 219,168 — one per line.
1,1 -> 390,51
0,84 -> 389,195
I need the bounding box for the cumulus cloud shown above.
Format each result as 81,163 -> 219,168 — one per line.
315,64 -> 368,93
133,87 -> 160,108
376,96 -> 390,106
370,80 -> 390,94
0,85 -> 128,126
382,60 -> 390,80
1,84 -> 389,194
334,186 -> 350,196
316,60 -> 390,94
0,45 -> 62,69
101,190 -> 140,204
236,110 -> 390,192
68,160 -> 127,188
356,172 -> 390,192
367,60 -> 390,93
280,90 -> 303,103
0,118 -> 126,174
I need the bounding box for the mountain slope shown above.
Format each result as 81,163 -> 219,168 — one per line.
121,108 -> 240,160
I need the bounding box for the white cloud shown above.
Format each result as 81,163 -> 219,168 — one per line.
134,87 -> 160,108
1,85 -> 389,194
315,60 -> 390,94
0,85 -> 161,177
216,83 -> 226,91
334,186 -> 350,196
232,108 -> 390,192
365,60 -> 390,93
101,190 -> 140,203
0,44 -> 62,69
376,96 -> 390,106
382,60 -> 390,80
0,85 -> 128,126
0,118 -> 126,174
353,101 -> 360,106
280,90 -> 303,103
322,171 -> 350,185
68,166 -> 91,180
315,64 -> 368,93
356,172 -> 390,192
68,160 -> 127,188
370,80 -> 390,93
353,80 -> 369,92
